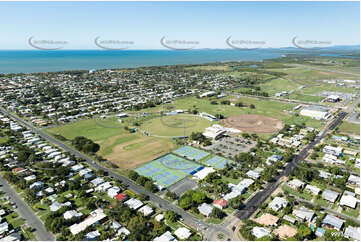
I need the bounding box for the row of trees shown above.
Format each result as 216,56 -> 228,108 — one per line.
128,170 -> 158,192
72,136 -> 100,153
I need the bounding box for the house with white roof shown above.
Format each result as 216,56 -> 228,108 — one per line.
322,189 -> 339,203
293,206 -> 315,222
86,230 -> 100,240
268,197 -> 288,211
251,227 -> 270,239
138,205 -> 154,217
246,170 -> 260,180
125,198 -> 143,210
70,209 -> 107,235
287,179 -> 305,190
323,145 -> 343,156
305,184 -> 321,195
174,227 -> 191,240
64,210 -> 83,220
91,177 -> 105,187
344,226 -> 360,240
339,193 -> 358,209
95,181 -> 112,192
198,203 -> 213,217
153,231 -> 177,241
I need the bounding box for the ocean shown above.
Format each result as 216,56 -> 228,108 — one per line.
0,49 -> 286,74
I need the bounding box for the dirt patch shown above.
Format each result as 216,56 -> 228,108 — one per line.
104,136 -> 174,169
221,114 -> 284,134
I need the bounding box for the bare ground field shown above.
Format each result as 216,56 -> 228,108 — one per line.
221,114 -> 284,134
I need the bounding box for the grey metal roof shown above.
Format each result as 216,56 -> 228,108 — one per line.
322,214 -> 344,230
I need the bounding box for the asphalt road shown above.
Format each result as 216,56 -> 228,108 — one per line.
0,108 -> 233,240
290,195 -> 360,223
235,111 -> 348,220
0,108 -> 348,240
0,175 -> 55,241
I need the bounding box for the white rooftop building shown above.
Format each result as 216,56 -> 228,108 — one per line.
193,167 -> 215,180
174,227 -> 192,240
300,105 -> 330,120
138,205 -> 154,217
125,198 -> 143,210
69,209 -> 107,235
251,227 -> 270,239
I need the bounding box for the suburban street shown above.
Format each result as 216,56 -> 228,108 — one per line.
0,175 -> 55,241
235,111 -> 348,220
290,195 -> 360,223
0,108 -> 234,241
0,109 -> 350,240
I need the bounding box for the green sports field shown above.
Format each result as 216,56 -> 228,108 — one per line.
141,114 -> 211,137
45,117 -> 175,169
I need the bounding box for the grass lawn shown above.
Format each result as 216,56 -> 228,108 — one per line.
342,203 -> 360,218
0,137 -> 8,145
282,184 -> 313,201
168,96 -> 323,129
337,121 -> 360,136
259,77 -> 300,96
206,217 -> 224,224
45,117 -> 175,170
45,117 -> 126,141
314,198 -> 330,208
141,114 -> 211,137
221,176 -> 242,185
287,92 -> 325,103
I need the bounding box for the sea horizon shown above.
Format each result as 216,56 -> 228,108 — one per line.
0,47 -> 359,74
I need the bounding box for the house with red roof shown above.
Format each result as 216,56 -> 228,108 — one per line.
213,198 -> 228,209
115,193 -> 128,202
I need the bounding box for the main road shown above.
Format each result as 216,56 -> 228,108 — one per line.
0,108 -> 233,240
235,111 -> 348,219
0,175 -> 55,241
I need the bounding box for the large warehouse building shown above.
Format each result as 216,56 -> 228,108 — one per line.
300,105 -> 330,120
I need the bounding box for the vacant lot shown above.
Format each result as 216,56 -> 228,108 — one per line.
338,121 -> 360,136
222,114 -> 284,134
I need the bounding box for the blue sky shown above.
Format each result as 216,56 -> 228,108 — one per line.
1,1 -> 359,49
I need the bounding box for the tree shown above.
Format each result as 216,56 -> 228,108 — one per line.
211,207 -> 226,219
235,102 -> 244,107
221,100 -> 231,105
128,170 -> 139,181
295,224 -> 312,240
229,196 -> 243,209
136,176 -> 148,186
164,210 -> 179,223
144,181 -> 157,192
191,190 -> 207,204
179,195 -> 193,210
165,190 -> 177,200
71,136 -> 100,153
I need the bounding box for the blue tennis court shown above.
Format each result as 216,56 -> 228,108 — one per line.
203,155 -> 233,169
134,154 -> 203,188
173,146 -> 210,161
